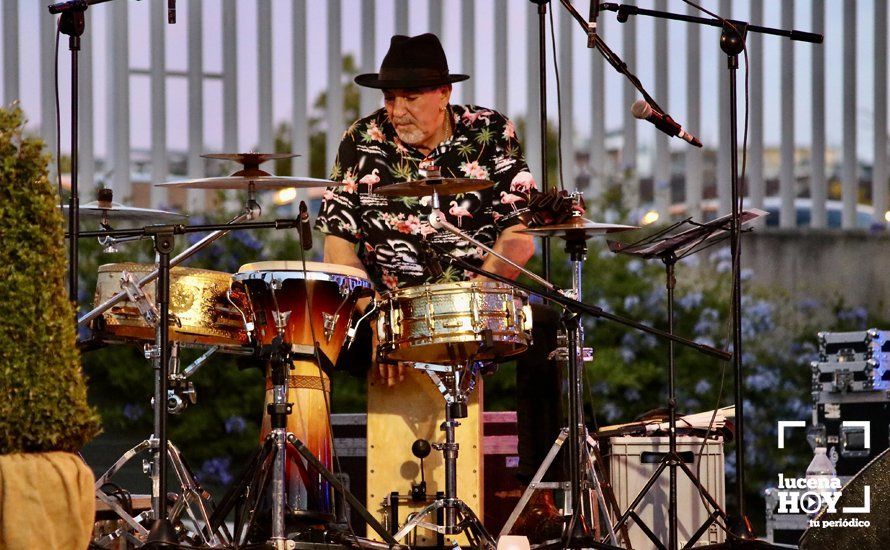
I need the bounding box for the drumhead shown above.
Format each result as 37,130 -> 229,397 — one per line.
98,262 -> 230,278
237,260 -> 369,281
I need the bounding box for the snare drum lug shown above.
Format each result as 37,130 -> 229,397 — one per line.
521,304 -> 533,332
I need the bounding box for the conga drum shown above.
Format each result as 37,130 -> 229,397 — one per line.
233,261 -> 371,521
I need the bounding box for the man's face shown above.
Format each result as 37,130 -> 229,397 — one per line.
383,86 -> 450,147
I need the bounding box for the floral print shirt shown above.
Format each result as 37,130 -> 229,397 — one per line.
315,104 -> 537,291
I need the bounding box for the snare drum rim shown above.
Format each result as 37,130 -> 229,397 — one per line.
382,280 -> 528,301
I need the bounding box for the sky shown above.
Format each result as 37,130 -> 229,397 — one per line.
4,0 -> 886,164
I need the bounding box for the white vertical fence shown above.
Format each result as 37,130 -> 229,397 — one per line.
2,0 -> 888,229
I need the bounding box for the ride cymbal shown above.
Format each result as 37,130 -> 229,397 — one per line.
61,201 -> 187,222
155,175 -> 338,191
518,217 -> 640,239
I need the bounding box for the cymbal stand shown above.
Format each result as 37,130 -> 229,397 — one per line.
79,218 -> 300,546
499,237 -> 625,550
393,363 -> 496,549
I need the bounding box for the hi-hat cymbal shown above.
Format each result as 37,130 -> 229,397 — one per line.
374,177 -> 493,197
61,201 -> 187,222
155,175 -> 338,191
202,152 -> 299,164
518,217 -> 640,239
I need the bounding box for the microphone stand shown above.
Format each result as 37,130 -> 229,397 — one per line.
596,4 -> 822,540
45,0 -> 142,304
425,240 -> 730,365
528,0 -> 552,282
553,0 -> 821,539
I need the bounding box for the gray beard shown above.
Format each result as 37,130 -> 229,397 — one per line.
395,126 -> 425,146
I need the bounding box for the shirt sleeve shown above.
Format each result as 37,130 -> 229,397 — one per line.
314,126 -> 363,243
489,114 -> 538,228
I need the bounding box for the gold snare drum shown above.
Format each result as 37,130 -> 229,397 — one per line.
377,281 -> 532,364
92,263 -> 248,348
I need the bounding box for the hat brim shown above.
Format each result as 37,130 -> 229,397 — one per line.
354,73 -> 470,89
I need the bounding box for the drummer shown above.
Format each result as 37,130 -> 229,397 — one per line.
315,33 -> 564,541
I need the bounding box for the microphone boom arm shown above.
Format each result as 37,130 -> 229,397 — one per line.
427,241 -> 731,363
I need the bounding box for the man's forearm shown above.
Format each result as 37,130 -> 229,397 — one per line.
478,225 -> 536,281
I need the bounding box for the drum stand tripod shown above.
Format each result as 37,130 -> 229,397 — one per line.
393,363 -> 496,549
78,216 -> 300,547
499,237 -> 626,550
93,342 -> 228,548
208,335 -> 399,549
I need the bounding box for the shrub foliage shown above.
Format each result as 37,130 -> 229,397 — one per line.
0,105 -> 101,453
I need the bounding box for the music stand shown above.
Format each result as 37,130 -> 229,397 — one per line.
605,209 -> 767,550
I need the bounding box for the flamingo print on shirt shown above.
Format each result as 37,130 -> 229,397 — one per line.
499,191 -> 525,211
360,168 -> 380,195
316,104 -> 537,290
449,199 -> 474,228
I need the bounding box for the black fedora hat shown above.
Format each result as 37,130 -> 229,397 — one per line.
355,33 -> 469,89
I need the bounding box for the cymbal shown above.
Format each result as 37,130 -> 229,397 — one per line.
518,217 -> 640,239
61,201 -> 187,222
374,177 -> 493,197
155,175 -> 338,190
202,152 -> 298,164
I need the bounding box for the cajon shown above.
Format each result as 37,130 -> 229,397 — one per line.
366,367 -> 483,546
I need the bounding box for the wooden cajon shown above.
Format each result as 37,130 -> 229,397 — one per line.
366,367 -> 483,546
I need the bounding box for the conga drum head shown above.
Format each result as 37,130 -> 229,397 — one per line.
233,261 -> 371,369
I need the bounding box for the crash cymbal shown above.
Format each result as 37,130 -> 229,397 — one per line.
518,217 -> 640,239
374,177 -> 493,197
61,201 -> 187,222
155,175 -> 338,191
202,152 -> 298,165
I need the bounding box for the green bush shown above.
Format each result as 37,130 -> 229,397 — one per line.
0,105 -> 101,454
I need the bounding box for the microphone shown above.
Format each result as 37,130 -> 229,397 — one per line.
419,239 -> 444,279
298,201 -> 313,251
631,99 -> 702,148
587,0 -> 600,48
168,0 -> 176,24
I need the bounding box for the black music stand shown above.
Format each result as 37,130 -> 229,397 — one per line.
605,209 -> 767,550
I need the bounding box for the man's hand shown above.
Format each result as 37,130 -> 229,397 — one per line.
370,317 -> 408,386
375,362 -> 409,387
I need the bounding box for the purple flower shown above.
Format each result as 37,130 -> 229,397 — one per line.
224,415 -> 247,434
122,403 -> 145,422
198,457 -> 234,486
838,306 -> 867,325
